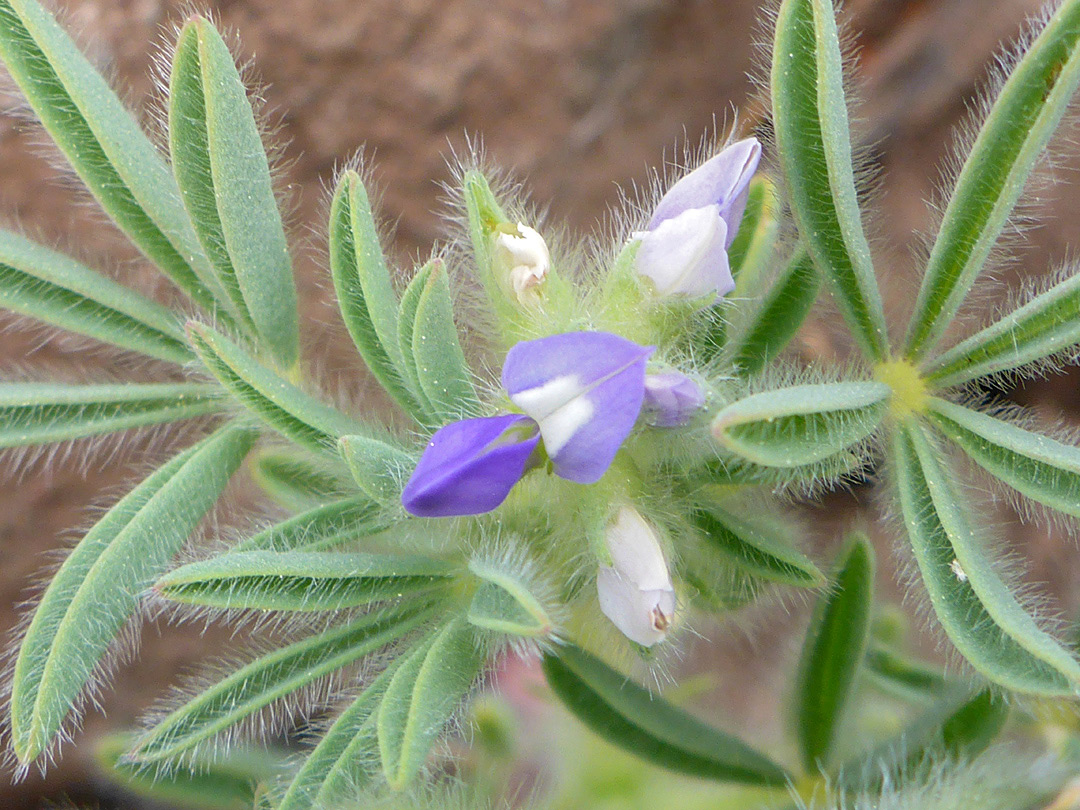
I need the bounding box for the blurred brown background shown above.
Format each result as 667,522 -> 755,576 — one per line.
2,0 -> 1080,806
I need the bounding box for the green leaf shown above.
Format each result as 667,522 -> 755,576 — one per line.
892,423 -> 1080,695
711,381 -> 890,468
10,424 -> 255,763
0,230 -> 191,363
542,644 -> 790,786
169,18 -> 299,369
692,506 -> 824,588
771,0 -> 888,360
929,397 -> 1080,520
728,247 -> 820,376
129,600 -> 437,766
155,551 -> 453,612
793,535 -> 874,771
461,170 -> 511,311
925,270 -> 1080,387
329,171 -> 423,421
397,260 -> 438,416
0,382 -> 223,448
863,642 -> 948,699
0,0 -> 221,312
728,176 -> 780,293
905,1 -> 1080,358
188,323 -> 366,453
466,559 -> 557,640
378,619 -> 484,790
234,497 -> 390,553
411,262 -> 480,421
339,433 -> 414,505
96,732 -> 280,810
275,663 -> 400,810
249,446 -> 355,512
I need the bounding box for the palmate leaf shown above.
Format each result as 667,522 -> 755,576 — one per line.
188,323 -> 367,453
905,0 -> 1080,358
329,171 -> 425,422
0,382 -> 223,448
542,644 -> 790,786
169,18 -> 299,370
692,505 -> 824,588
792,535 -> 874,771
925,269 -> 1080,388
771,0 -> 888,361
0,230 -> 192,363
711,381 -> 890,468
129,599 -> 439,767
892,423 -> 1080,695
0,0 -> 222,314
96,732 -> 281,810
377,619 -> 484,790
728,246 -> 820,376
928,397 -> 1080,519
10,424 -> 256,764
154,551 -> 454,612
275,662 -> 401,810
233,498 -> 390,553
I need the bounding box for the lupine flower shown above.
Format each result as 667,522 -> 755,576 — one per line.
401,414 -> 541,517
642,371 -> 706,427
634,137 -> 762,299
596,506 -> 676,647
503,332 -> 654,484
494,222 -> 551,303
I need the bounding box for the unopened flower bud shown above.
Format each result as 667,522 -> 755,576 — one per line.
634,137 -> 761,301
494,223 -> 550,303
642,371 -> 705,427
596,506 -> 675,647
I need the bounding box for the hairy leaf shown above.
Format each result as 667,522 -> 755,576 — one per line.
712,381 -> 889,468
329,172 -> 423,421
411,262 -> 479,422
0,230 -> 191,363
728,176 -> 780,293
188,323 -> 366,453
378,619 -> 484,790
129,601 -> 438,766
905,0 -> 1080,357
863,642 -> 948,699
466,559 -> 557,640
10,425 -> 255,763
339,433 -> 414,505
542,644 -> 790,785
169,18 -> 299,369
793,535 -> 874,770
0,0 -> 220,311
155,551 -> 454,612
772,0 -> 888,360
234,498 -> 390,553
0,382 -> 223,448
397,260 -> 438,418
693,506 -> 824,588
249,446 -> 355,512
929,397 -> 1080,519
926,270 -> 1080,387
729,247 -> 820,376
892,423 -> 1080,695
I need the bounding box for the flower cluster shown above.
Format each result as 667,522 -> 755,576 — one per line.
402,137 -> 760,644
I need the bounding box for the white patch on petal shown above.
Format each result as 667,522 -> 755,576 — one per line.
510,373 -> 595,457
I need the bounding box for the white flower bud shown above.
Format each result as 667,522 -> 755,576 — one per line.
494,223 -> 550,303
596,506 -> 676,647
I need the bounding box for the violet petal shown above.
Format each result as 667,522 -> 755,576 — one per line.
502,332 -> 654,484
401,414 -> 540,517
647,138 -> 762,233
635,205 -> 732,298
643,371 -> 706,427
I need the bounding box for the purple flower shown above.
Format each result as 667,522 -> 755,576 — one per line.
503,332 -> 654,484
634,137 -> 762,299
401,414 -> 541,517
642,371 -> 705,427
